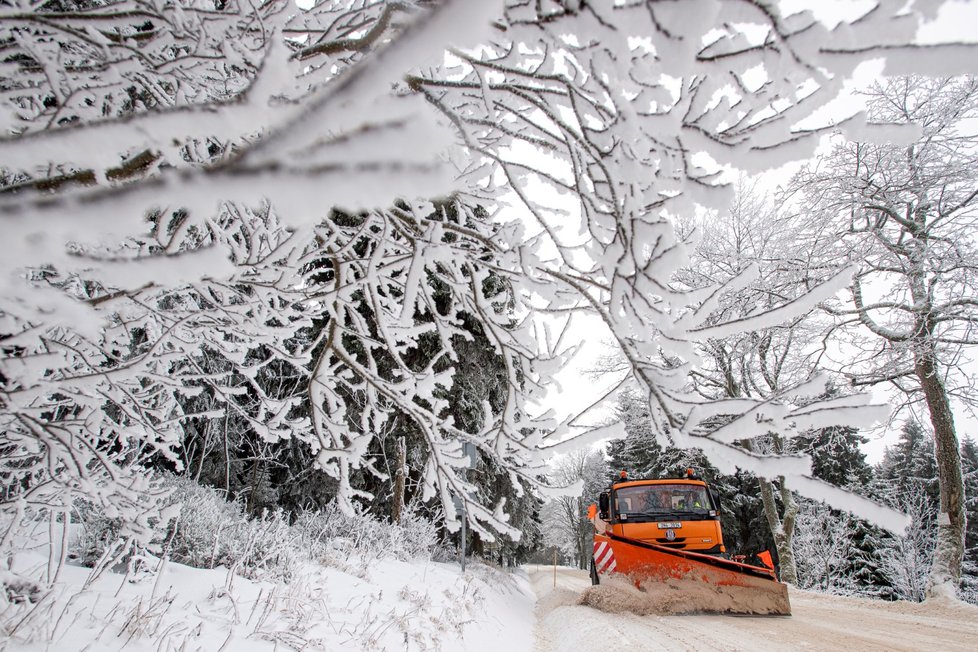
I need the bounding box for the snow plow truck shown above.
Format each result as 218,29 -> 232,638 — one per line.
587,470 -> 791,615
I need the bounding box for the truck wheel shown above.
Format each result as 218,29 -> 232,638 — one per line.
590,558 -> 600,585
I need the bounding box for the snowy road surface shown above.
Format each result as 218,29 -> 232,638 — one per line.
526,565 -> 978,651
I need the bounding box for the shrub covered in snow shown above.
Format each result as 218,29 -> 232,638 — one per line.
71,475 -> 441,582
72,503 -> 127,568
294,502 -> 440,571
159,476 -> 300,581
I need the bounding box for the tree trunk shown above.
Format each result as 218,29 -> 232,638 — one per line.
392,437 -> 407,524
759,476 -> 798,585
749,438 -> 798,585
915,346 -> 966,598
576,497 -> 590,570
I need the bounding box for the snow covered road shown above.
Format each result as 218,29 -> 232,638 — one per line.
526,565 -> 978,651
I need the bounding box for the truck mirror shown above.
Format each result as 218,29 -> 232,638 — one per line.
598,492 -> 609,519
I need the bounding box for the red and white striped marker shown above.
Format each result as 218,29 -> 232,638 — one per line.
593,540 -> 617,574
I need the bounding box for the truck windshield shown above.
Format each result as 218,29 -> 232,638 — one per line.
615,484 -> 711,516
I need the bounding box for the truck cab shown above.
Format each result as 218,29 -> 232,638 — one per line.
594,471 -> 725,555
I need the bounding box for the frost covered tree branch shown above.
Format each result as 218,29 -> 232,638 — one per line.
3,0 -> 978,561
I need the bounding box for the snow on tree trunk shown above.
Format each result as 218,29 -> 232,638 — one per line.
915,345 -> 966,598
760,476 -> 799,585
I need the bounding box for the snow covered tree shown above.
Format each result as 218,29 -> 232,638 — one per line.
408,3 -> 974,545
859,425 -> 978,603
3,0 -> 976,569
794,425 -> 873,489
868,420 -> 940,600
608,389 -> 706,480
716,468 -> 771,561
671,181 -> 840,584
792,425 -> 882,596
674,182 -> 892,584
543,448 -> 606,569
792,422 -> 884,594
794,499 -> 861,594
960,436 -> 978,603
876,420 -> 940,507
878,481 -> 938,602
792,76 -> 978,597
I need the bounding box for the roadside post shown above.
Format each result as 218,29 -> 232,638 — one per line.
452,442 -> 479,573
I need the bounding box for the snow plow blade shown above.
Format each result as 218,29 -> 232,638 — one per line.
591,533 -> 791,616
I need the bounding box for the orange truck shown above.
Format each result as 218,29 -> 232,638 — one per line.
587,470 -> 791,615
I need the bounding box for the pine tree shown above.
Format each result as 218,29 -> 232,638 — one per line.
848,516 -> 894,599
719,469 -> 772,559
608,390 -> 706,479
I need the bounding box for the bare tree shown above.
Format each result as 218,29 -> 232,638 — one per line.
792,77 -> 978,597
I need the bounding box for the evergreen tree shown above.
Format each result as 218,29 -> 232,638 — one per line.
608,390 -> 706,479
720,469 -> 772,559
847,516 -> 894,599
793,425 -> 873,488
959,436 -> 978,603
876,420 -> 940,507
870,420 -> 941,601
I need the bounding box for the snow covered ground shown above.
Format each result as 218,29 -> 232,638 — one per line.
6,554 -> 978,651
1,549 -> 535,651
528,565 -> 978,652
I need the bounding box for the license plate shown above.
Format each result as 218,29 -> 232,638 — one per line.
657,522 -> 682,529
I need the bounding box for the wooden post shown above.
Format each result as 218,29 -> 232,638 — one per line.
553,548 -> 557,588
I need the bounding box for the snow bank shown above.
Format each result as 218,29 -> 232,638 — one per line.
1,549 -> 534,651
